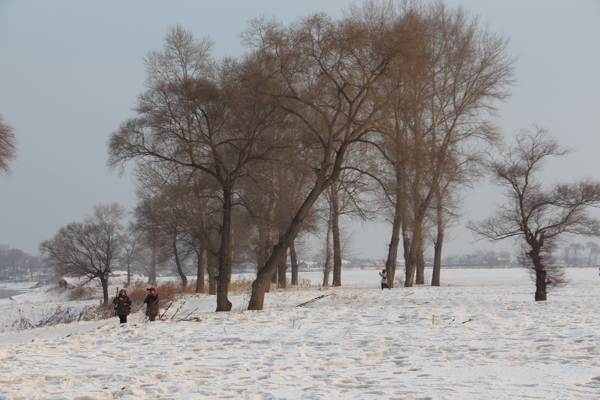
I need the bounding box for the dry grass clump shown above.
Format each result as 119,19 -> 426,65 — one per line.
11,304 -> 115,331
122,280 -> 199,311
229,276 -> 253,293
293,278 -> 317,290
7,275 -> 319,331
65,286 -> 96,301
329,292 -> 360,300
229,276 -> 317,294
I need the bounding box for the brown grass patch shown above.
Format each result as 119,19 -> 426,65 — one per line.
10,304 -> 115,331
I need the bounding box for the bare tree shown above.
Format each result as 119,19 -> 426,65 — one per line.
120,224 -> 143,287
40,203 -> 126,304
468,127 -> 600,301
133,162 -> 196,288
0,114 -> 17,174
566,242 -> 585,267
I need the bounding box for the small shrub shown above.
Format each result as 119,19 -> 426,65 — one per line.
395,275 -> 405,287
66,286 -> 96,301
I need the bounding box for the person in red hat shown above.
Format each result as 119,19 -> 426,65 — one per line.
144,287 -> 159,321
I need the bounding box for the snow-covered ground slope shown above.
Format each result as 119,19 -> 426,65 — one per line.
1,268 -> 599,399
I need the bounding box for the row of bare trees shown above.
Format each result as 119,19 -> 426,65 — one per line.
561,242 -> 600,268
0,245 -> 46,282
105,1 -> 518,310
36,1 -> 600,306
35,1 -> 600,307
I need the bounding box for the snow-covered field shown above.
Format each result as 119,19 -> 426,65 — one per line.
1,268 -> 599,399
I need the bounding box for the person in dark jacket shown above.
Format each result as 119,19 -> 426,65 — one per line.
379,269 -> 390,290
113,289 -> 132,323
144,287 -> 159,322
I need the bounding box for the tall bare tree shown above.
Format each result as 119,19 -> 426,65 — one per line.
109,26 -> 282,311
468,127 -> 600,301
0,114 -> 17,174
133,162 -> 196,288
120,224 -> 144,287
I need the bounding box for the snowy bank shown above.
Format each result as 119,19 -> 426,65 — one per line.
1,268 -> 599,399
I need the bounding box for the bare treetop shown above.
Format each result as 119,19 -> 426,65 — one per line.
0,114 -> 17,175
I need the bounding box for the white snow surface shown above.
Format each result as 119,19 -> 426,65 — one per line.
1,268 -> 599,399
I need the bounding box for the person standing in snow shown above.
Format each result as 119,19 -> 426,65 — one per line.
144,287 -> 159,322
113,288 -> 132,324
379,269 -> 390,290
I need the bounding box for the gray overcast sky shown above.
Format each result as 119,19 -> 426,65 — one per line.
1,0 -> 599,259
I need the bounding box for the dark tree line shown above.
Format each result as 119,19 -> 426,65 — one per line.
0,245 -> 46,282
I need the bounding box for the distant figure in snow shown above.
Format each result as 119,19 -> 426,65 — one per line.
144,287 -> 159,322
58,279 -> 67,289
113,289 -> 132,324
379,269 -> 390,290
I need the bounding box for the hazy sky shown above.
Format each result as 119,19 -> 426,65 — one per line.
1,0 -> 599,259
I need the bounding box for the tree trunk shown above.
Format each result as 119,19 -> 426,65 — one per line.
530,244 -> 547,301
149,247 -> 157,285
331,184 -> 342,287
216,187 -> 233,311
195,248 -> 206,293
193,176 -> 207,294
534,267 -> 547,301
126,261 -> 131,288
415,230 -> 425,285
208,251 -> 218,295
173,237 -> 188,288
290,240 -> 299,285
100,273 -> 109,306
385,193 -> 403,288
404,233 -> 417,287
432,236 -> 443,287
267,193 -> 277,290
432,200 -> 444,286
271,266 -> 278,285
278,249 -> 287,288
323,206 -> 333,287
256,215 -> 272,293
